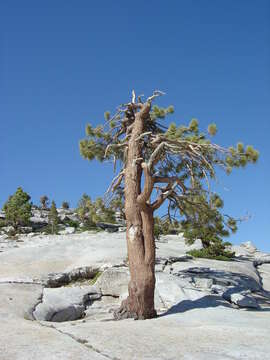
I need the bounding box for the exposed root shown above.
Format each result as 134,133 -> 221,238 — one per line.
113,298 -> 157,320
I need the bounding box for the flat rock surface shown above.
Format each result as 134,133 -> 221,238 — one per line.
54,307 -> 270,360
0,233 -> 199,282
0,232 -> 127,281
0,232 -> 269,360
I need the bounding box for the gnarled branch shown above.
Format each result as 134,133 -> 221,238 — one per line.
106,170 -> 125,194
151,181 -> 178,210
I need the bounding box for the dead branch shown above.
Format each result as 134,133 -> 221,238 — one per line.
131,90 -> 136,104
135,131 -> 153,142
104,143 -> 128,158
147,90 -> 165,103
148,142 -> 166,170
106,170 -> 125,194
153,176 -> 186,193
151,181 -> 178,210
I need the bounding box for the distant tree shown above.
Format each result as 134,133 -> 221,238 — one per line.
77,193 -> 92,223
154,216 -> 180,237
48,201 -> 59,234
77,194 -> 116,225
94,197 -> 116,223
3,187 -> 32,231
62,201 -> 70,210
109,187 -> 125,221
80,90 -> 259,319
40,195 -> 49,210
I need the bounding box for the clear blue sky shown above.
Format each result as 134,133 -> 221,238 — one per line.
0,1 -> 269,251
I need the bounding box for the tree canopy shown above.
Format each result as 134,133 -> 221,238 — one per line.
80,90 -> 259,254
3,187 -> 32,230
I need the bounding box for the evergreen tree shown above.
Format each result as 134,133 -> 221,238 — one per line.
109,187 -> 125,221
80,90 -> 259,320
94,197 -> 116,223
77,194 -> 116,225
3,187 -> 32,231
40,195 -> 49,210
62,201 -> 69,210
77,193 -> 93,224
48,201 -> 59,234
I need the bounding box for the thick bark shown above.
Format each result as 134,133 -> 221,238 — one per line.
114,104 -> 157,320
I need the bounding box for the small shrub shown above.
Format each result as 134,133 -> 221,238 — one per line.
6,227 -> 18,239
187,247 -> 235,261
0,219 -> 6,228
154,217 -> 181,237
79,222 -> 101,232
89,271 -> 102,285
42,224 -> 61,235
63,218 -> 79,229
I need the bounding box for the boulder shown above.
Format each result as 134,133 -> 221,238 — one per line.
211,284 -> 227,295
19,226 -> 33,234
66,213 -> 80,222
240,241 -> 257,254
58,227 -> 75,235
33,285 -> 101,322
223,287 -> 259,309
258,263 -> 270,292
95,267 -> 130,297
193,277 -> 214,289
156,272 -> 207,308
2,226 -> 15,233
30,216 -> 48,230
0,234 -> 9,241
96,222 -> 119,232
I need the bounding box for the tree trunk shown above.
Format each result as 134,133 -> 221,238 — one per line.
114,104 -> 157,320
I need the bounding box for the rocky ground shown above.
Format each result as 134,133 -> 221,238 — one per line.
0,231 -> 270,360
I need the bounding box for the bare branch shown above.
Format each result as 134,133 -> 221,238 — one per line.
137,94 -> 144,103
151,181 -> 178,210
153,176 -> 186,193
104,143 -> 128,158
106,170 -> 125,194
131,90 -> 136,104
135,131 -> 152,142
147,90 -> 165,103
148,142 -> 166,170
112,173 -> 124,192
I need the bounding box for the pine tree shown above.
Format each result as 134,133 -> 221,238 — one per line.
77,193 -> 93,224
80,90 -> 259,320
62,201 -> 69,210
48,201 -> 59,234
3,187 -> 32,231
40,195 -> 49,210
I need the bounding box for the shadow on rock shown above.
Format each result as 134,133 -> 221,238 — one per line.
160,295 -> 231,316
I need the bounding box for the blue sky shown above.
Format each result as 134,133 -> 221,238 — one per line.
0,1 -> 269,251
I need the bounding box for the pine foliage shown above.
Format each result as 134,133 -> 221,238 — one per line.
79,91 -> 259,259
48,201 -> 59,234
76,194 -> 116,227
3,187 -> 32,230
